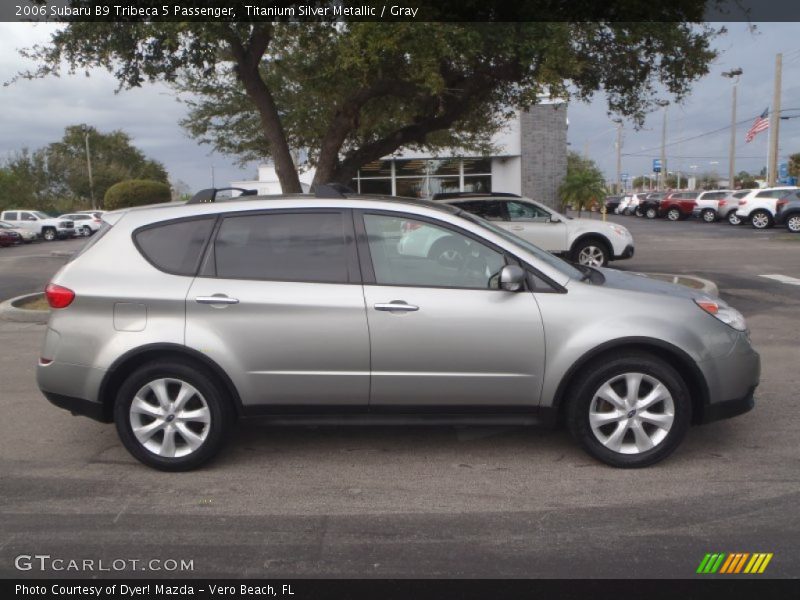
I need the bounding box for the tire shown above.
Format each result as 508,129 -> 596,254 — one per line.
786,214 -> 800,233
566,352 -> 691,468
666,208 -> 681,221
750,210 -> 773,230
81,225 -> 92,236
114,359 -> 235,471
645,207 -> 658,219
427,235 -> 468,268
572,238 -> 609,267
727,211 -> 742,226
634,207 -> 644,217
623,207 -> 633,216
42,227 -> 56,241
701,209 -> 717,223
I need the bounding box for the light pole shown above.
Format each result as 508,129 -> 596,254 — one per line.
81,125 -> 96,210
722,68 -> 742,188
656,100 -> 669,190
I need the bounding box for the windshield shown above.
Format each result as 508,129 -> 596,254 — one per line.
458,211 -> 583,280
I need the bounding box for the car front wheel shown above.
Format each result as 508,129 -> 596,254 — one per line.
701,209 -> 717,223
114,360 -> 234,471
572,239 -> 609,267
750,210 -> 773,229
786,215 -> 800,233
645,207 -> 658,219
566,352 -> 691,468
42,228 -> 56,241
666,208 -> 681,221
727,211 -> 742,226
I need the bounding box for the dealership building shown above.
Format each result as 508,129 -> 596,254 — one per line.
231,102 -> 568,208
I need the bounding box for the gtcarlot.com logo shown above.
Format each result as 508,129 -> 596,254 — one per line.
696,552 -> 773,574
14,554 -> 194,572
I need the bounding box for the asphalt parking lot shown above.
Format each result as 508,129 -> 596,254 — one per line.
1,216 -> 798,578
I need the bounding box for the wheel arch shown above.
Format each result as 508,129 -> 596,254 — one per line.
550,337 -> 710,427
97,343 -> 244,422
569,232 -> 612,257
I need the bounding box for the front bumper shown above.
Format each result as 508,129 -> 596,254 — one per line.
613,244 -> 635,260
699,387 -> 755,424
697,334 -> 760,424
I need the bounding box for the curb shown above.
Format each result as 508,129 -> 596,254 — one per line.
0,292 -> 50,324
642,273 -> 719,297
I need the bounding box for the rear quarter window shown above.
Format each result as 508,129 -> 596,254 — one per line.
134,217 -> 216,276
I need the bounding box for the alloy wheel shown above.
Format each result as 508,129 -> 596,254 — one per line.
129,378 -> 211,458
588,372 -> 675,455
751,213 -> 770,229
646,208 -> 657,219
728,212 -> 741,225
578,245 -> 605,267
702,210 -> 716,223
787,215 -> 800,233
667,209 -> 680,221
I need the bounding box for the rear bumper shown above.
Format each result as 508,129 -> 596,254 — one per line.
613,244 -> 635,260
41,391 -> 110,423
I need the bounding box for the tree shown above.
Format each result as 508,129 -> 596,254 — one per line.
560,152 -> 607,217
104,179 -> 171,210
17,10 -> 720,192
788,153 -> 800,179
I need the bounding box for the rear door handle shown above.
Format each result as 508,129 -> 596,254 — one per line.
196,295 -> 239,305
374,301 -> 419,312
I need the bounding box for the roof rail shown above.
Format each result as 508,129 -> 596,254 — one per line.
431,191 -> 521,200
313,182 -> 354,199
187,187 -> 258,204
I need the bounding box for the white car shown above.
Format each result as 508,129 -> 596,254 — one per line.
615,195 -> 632,215
0,220 -> 38,243
717,190 -> 751,225
734,186 -> 799,229
430,193 -> 634,267
691,190 -> 731,223
59,212 -> 104,237
0,210 -> 75,241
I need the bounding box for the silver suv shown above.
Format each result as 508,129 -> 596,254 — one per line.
37,191 -> 760,470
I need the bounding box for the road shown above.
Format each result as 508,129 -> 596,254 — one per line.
0,215 -> 798,578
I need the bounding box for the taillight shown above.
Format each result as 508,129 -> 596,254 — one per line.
45,283 -> 75,309
777,199 -> 788,209
739,200 -> 747,206
719,200 -> 727,207
92,218 -> 101,223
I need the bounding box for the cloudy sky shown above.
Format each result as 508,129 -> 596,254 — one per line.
1,21 -> 799,192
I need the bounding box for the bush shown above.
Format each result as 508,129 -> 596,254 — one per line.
103,179 -> 171,210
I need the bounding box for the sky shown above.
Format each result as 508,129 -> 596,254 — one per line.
1,21 -> 799,192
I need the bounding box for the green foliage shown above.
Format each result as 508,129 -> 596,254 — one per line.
561,152 -> 607,216
104,179 -> 171,210
17,15 -> 721,190
788,153 -> 800,179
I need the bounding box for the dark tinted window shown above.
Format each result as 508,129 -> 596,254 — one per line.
452,200 -> 506,221
135,218 -> 215,276
4,212 -> 17,220
214,212 -> 350,283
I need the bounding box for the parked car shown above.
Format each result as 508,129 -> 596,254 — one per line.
734,186 -> 800,229
692,190 -> 731,223
604,195 -> 623,214
717,190 -> 752,225
659,191 -> 698,221
639,192 -> 667,219
0,229 -> 22,247
37,190 -> 758,471
0,220 -> 38,243
774,190 -> 800,233
615,195 -> 632,215
59,212 -> 104,237
624,193 -> 648,216
0,210 -> 75,241
433,192 -> 634,267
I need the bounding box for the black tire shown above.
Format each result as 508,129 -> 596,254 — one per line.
645,207 -> 658,219
114,359 -> 235,471
634,207 -> 644,217
42,227 -> 56,241
427,235 -> 468,268
666,208 -> 681,221
750,209 -> 773,230
566,352 -> 691,468
81,225 -> 92,236
701,209 -> 717,223
786,214 -> 800,233
727,211 -> 743,226
571,237 -> 609,267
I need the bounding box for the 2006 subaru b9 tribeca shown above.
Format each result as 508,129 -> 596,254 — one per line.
36,193 -> 760,470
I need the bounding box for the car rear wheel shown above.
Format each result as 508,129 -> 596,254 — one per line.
787,215 -> 800,233
572,238 -> 609,267
750,210 -> 773,229
645,207 -> 658,219
114,360 -> 234,471
701,209 -> 717,223
81,225 -> 92,236
666,208 -> 681,221
727,211 -> 742,226
634,207 -> 644,217
566,352 -> 691,468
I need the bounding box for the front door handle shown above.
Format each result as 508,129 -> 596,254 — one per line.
196,295 -> 239,305
374,301 -> 419,312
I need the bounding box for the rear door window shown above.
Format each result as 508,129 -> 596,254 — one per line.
134,217 -> 216,276
4,212 -> 17,220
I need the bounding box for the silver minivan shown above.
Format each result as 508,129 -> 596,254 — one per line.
37,192 -> 760,470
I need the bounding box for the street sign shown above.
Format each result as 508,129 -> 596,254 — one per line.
779,162 -> 788,179
652,159 -> 662,173
620,172 -> 629,181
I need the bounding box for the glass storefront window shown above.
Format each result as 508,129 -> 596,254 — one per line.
463,175 -> 492,193
395,160 -> 427,176
395,177 -> 426,198
359,179 -> 392,195
359,160 -> 393,177
462,158 -> 492,175
427,159 -> 460,176
355,158 -> 493,198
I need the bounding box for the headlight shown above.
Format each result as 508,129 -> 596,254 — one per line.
695,298 -> 747,331
609,224 -> 630,237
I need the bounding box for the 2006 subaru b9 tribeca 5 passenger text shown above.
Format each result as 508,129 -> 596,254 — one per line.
36,193 -> 760,470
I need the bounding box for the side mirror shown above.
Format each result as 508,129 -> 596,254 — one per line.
549,215 -> 560,223
499,265 -> 525,292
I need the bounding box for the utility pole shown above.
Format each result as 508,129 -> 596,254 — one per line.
81,125 -> 96,210
615,121 -> 622,194
768,53 -> 782,186
722,69 -> 742,189
210,165 -> 216,188
658,101 -> 669,190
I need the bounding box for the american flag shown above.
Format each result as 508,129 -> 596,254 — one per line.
745,108 -> 769,143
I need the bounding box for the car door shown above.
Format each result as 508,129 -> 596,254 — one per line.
497,199 -> 568,252
357,210 -> 546,408
185,209 -> 370,409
